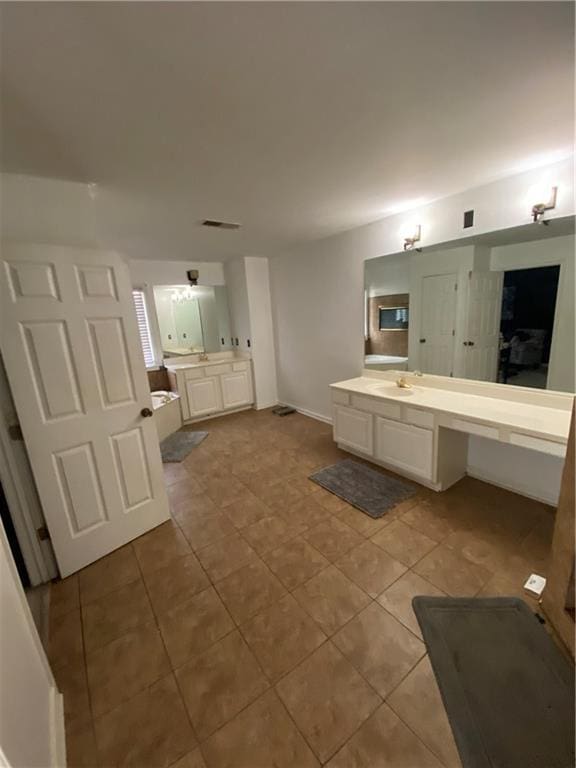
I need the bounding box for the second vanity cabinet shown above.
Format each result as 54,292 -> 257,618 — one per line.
374,417 -> 433,480
168,359 -> 254,422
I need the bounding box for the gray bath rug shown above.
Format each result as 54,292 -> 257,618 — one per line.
160,430 -> 208,462
412,596 -> 575,768
309,459 -> 415,518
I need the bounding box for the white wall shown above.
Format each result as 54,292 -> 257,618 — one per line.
271,156 -> 575,500
0,521 -> 63,767
244,257 -> 278,409
364,252 -> 410,297
490,234 -> 575,392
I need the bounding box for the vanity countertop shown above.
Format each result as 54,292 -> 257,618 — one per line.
166,353 -> 252,371
331,374 -> 573,444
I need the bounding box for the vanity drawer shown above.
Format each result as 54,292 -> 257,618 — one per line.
510,433 -> 566,457
451,418 -> 499,440
351,394 -> 401,421
332,390 -> 350,406
232,361 -> 249,372
208,363 -> 232,376
405,407 -> 434,429
184,368 -> 205,381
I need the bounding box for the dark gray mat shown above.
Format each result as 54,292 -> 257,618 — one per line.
309,459 -> 415,518
413,596 -> 575,768
160,430 -> 208,462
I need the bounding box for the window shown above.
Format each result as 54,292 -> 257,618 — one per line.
132,289 -> 155,367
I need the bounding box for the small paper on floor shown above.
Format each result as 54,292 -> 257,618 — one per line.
524,573 -> 547,597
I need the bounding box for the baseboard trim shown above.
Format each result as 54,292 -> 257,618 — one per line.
280,402 -> 333,425
466,467 -> 558,507
50,686 -> 66,768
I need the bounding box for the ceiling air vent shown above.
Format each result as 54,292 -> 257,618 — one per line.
201,219 -> 241,230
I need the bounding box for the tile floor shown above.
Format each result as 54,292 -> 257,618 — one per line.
48,408 -> 555,768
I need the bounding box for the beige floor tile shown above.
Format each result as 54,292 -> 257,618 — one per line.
169,749 -> 207,768
195,533 -> 258,582
86,623 -> 170,717
163,462 -> 191,487
202,689 -> 319,768
334,503 -> 393,537
327,702 -> 443,768
215,559 -> 287,624
335,540 -> 407,598
387,657 -> 462,768
79,545 -> 141,606
167,477 -> 205,505
65,716 -> 99,768
49,607 -> 84,668
204,477 -> 253,509
250,478 -> 305,513
158,586 -> 235,668
277,496 -> 332,529
286,475 -> 322,497
133,522 -> 191,575
52,656 -> 90,723
172,495 -> 218,526
50,574 -> 80,619
180,513 -> 237,552
176,631 -> 269,739
372,520 -> 437,567
332,603 -> 425,698
94,674 -> 196,767
82,579 -> 154,653
377,571 -> 446,639
241,515 -> 304,555
262,536 -> 329,590
144,553 -> 210,615
401,502 -> 454,542
313,488 -> 348,513
241,594 -> 326,682
413,544 -> 492,597
276,641 -> 381,763
302,518 -> 364,562
293,565 -> 370,636
222,495 -> 271,529
477,572 -> 539,610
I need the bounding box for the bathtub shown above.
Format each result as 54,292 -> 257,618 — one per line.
151,391 -> 182,442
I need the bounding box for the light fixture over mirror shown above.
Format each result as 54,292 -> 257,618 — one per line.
403,224 -> 422,251
531,185 -> 558,224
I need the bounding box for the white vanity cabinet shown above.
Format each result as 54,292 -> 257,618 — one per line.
185,376 -> 222,417
167,358 -> 254,423
375,417 -> 434,480
333,405 -> 374,455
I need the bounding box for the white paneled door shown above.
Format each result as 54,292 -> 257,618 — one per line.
0,244 -> 170,577
419,273 -> 457,376
464,271 -> 504,382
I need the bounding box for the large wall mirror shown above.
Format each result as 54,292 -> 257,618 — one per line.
364,217 -> 575,393
152,284 -> 232,358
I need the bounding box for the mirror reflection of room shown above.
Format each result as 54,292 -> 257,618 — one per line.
152,285 -> 232,358
364,222 -> 575,392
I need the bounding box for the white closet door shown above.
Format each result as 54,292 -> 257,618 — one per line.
464,271 -> 504,382
0,244 -> 170,577
419,274 -> 457,376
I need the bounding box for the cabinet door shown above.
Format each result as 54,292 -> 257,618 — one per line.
220,370 -> 252,409
333,406 -> 373,455
375,416 -> 433,480
186,377 -> 221,417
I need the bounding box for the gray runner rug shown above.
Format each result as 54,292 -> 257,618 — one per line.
412,596 -> 575,768
160,430 -> 208,462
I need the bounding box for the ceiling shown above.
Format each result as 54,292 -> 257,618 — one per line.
1,2 -> 574,262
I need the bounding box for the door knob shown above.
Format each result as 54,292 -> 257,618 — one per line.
140,407 -> 153,418
419,338 -> 426,343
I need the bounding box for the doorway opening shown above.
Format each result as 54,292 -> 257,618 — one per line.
498,265 -> 560,389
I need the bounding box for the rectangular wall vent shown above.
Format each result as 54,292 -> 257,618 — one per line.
201,219 -> 241,230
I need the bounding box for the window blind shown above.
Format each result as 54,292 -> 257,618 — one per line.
132,289 -> 155,367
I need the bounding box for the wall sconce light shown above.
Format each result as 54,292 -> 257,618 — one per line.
403,225 -> 422,251
531,186 -> 557,225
